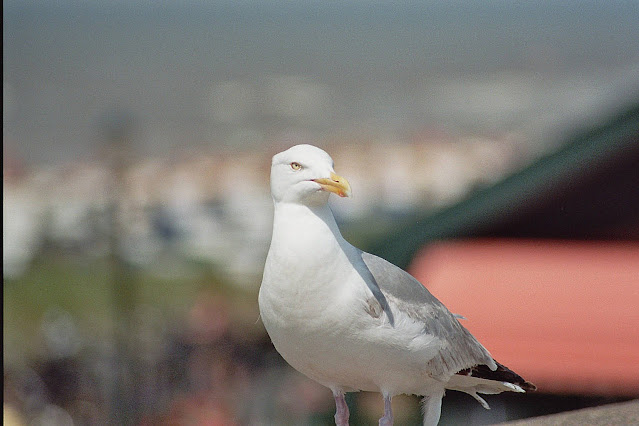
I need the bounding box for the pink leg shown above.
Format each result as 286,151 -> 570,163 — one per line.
333,391 -> 349,426
379,393 -> 393,426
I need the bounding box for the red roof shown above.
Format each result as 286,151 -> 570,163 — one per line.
409,240 -> 639,396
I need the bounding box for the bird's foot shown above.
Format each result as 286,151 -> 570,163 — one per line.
379,417 -> 393,426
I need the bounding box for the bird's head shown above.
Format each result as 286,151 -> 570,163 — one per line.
270,144 -> 352,205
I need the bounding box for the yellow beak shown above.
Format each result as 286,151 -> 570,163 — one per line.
313,172 -> 352,198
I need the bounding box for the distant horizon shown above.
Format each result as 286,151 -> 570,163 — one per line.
4,1 -> 639,165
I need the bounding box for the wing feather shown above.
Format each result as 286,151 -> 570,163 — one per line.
360,251 -> 496,378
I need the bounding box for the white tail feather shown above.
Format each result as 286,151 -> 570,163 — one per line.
444,373 -> 527,412
468,391 -> 490,409
421,388 -> 445,426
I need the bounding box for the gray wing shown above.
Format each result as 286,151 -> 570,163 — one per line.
360,251 -> 496,378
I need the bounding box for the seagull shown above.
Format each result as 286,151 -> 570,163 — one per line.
259,144 -> 535,426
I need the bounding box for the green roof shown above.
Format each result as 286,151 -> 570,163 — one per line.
368,101 -> 639,269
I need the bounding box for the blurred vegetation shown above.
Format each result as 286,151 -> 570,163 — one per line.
3,250 -> 259,366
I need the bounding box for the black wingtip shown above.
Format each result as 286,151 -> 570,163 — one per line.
457,360 -> 537,392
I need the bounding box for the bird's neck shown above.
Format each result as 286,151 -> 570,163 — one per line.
272,201 -> 343,242
269,201 -> 349,267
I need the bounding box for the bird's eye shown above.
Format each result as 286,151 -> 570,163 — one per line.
290,162 -> 302,171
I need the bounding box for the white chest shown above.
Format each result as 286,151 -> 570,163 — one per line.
258,204 -> 437,392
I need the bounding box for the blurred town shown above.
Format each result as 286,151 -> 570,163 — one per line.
4,1 -> 639,425
4,131 -> 528,283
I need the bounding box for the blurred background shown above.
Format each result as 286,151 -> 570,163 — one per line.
4,1 -> 639,425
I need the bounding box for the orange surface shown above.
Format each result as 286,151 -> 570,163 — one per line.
409,240 -> 639,396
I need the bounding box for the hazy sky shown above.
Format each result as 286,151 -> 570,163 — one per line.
4,1 -> 639,164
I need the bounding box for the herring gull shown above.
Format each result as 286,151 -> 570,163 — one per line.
259,144 -> 535,426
